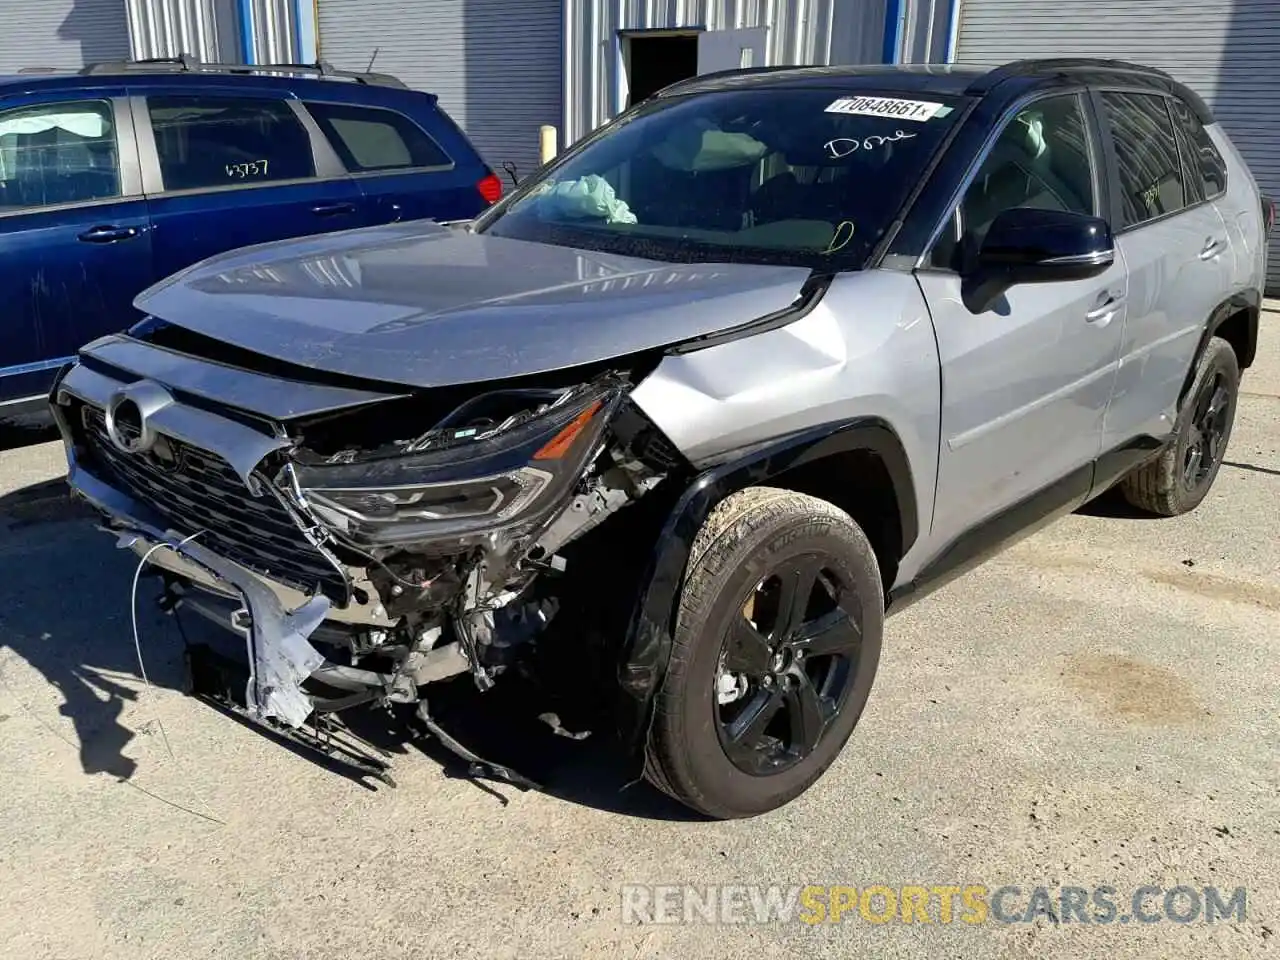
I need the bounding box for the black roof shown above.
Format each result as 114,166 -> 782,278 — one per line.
0,55 -> 408,91
655,63 -> 987,99
655,58 -> 1213,123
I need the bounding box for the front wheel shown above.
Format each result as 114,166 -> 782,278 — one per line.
643,487 -> 884,819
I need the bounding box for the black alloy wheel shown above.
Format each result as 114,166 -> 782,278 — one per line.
715,554 -> 862,776
1120,335 -> 1239,517
644,487 -> 884,819
1182,370 -> 1232,492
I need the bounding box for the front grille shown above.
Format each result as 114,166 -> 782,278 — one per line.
75,403 -> 347,601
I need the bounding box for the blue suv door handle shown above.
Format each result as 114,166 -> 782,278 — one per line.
312,201 -> 357,217
78,225 -> 141,243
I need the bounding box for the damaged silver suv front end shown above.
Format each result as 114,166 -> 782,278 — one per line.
51,334 -> 680,777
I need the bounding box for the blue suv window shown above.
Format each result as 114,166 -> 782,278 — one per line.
305,102 -> 452,173
0,100 -> 119,211
148,96 -> 315,192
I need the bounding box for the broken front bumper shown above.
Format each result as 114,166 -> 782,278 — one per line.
68,443 -> 337,728
51,359 -> 393,729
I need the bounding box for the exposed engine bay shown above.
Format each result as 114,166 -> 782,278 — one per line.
52,342 -> 689,785
281,374 -> 680,705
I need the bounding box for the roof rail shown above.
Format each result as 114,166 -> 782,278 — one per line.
79,55 -> 407,88
966,56 -> 1213,122
966,57 -> 1172,95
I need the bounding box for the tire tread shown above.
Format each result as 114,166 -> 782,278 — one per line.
1119,336 -> 1239,517
643,486 -> 882,818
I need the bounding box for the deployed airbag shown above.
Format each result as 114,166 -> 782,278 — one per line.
539,175 -> 637,224
651,122 -> 769,172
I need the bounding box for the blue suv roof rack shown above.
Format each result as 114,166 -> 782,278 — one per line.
79,55 -> 408,89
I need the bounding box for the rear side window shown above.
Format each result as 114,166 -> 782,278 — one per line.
305,102 -> 452,172
148,96 -> 315,192
1169,97 -> 1227,199
1100,92 -> 1187,228
0,100 -> 119,211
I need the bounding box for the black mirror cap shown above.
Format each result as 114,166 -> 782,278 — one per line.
963,207 -> 1114,313
981,207 -> 1114,274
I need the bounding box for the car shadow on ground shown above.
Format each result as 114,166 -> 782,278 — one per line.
0,477 -> 701,822
1074,484 -> 1164,519
0,478 -> 162,782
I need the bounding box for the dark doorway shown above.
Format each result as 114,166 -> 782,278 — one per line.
624,33 -> 699,108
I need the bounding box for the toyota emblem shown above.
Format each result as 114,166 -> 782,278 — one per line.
104,380 -> 174,455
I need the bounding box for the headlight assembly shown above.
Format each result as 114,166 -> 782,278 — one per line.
294,379 -> 623,548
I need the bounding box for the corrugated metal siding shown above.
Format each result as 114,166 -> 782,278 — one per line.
0,0 -> 131,72
830,0 -> 888,67
316,0 -> 561,177
955,0 -> 1280,290
245,0 -> 299,63
565,0 -> 871,146
897,0 -> 950,63
127,0 -> 241,63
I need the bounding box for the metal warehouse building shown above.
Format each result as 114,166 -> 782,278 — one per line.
1,0 -> 1277,281
0,0 -> 983,175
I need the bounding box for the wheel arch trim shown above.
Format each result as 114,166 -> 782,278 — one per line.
616,416 -> 916,748
1180,289 -> 1260,406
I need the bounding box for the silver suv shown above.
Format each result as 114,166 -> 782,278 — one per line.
51,59 -> 1268,818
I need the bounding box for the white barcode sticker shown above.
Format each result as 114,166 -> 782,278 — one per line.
825,96 -> 945,122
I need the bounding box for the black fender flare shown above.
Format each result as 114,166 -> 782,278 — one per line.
1178,289 -> 1260,406
615,417 -> 917,749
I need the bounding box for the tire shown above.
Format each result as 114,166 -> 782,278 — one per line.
643,486 -> 884,819
1119,336 -> 1240,517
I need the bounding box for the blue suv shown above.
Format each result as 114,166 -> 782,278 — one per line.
0,57 -> 500,417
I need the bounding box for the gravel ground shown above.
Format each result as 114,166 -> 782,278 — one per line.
1,316 -> 1277,959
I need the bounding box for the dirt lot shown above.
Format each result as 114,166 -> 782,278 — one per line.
1,316 -> 1277,959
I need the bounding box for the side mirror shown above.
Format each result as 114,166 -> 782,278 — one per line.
961,207 -> 1115,314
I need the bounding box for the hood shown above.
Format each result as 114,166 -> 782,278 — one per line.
135,221 -> 814,388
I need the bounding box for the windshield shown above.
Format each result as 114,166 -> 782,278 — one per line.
476,87 -> 965,268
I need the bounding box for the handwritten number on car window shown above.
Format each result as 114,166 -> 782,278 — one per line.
226,160 -> 270,180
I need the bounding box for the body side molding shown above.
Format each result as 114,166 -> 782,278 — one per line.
887,434 -> 1171,616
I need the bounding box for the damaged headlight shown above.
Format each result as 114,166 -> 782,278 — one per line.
295,379 -> 624,548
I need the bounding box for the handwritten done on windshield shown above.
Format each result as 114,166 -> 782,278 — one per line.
824,129 -> 916,160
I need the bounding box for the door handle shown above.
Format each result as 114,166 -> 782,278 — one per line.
78,224 -> 140,243
312,201 -> 356,217
1086,291 -> 1125,323
1199,237 -> 1225,260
